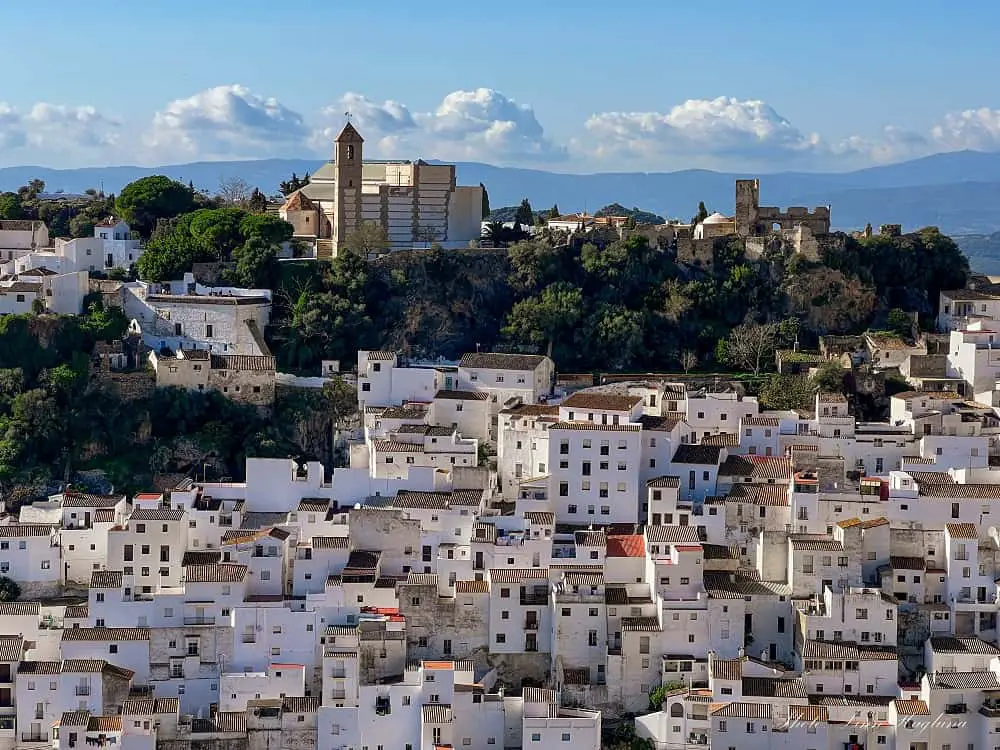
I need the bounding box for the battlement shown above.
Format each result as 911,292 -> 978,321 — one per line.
735,178 -> 831,237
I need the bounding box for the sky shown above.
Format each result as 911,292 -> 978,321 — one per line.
2,0 -> 999,173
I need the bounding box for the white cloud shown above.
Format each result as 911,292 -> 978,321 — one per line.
313,88 -> 565,163
830,126 -> 930,165
931,107 -> 1000,151
585,96 -> 821,164
145,84 -> 308,160
0,102 -> 119,158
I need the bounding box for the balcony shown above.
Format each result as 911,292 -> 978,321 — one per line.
687,733 -> 708,746
944,702 -> 968,714
331,669 -> 347,679
524,620 -> 539,631
981,698 -> 1000,717
241,634 -> 256,643
184,616 -> 216,626
75,685 -> 91,696
20,733 -> 47,743
520,593 -> 548,606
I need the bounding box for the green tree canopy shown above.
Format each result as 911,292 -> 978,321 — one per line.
502,282 -> 584,360
514,198 -> 534,227
116,176 -> 197,238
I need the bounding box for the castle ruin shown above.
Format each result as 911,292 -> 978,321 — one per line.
734,178 -> 831,237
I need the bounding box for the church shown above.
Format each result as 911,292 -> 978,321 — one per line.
280,122 -> 486,256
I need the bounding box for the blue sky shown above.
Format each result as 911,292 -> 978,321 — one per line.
2,0 -> 999,171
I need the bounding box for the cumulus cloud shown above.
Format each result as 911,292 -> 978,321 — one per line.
0,102 -> 119,158
931,107 -> 1000,151
145,84 -> 308,160
585,96 -> 821,163
313,88 -> 565,163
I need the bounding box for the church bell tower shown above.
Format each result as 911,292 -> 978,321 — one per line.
332,121 -> 364,252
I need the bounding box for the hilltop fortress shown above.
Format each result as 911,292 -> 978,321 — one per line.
674,178 -> 841,266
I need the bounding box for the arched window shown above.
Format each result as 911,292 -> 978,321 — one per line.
346,145 -> 355,161
670,702 -> 683,717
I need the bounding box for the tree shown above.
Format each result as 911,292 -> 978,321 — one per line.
248,188 -> 268,214
345,221 -> 390,257
217,176 -> 253,207
759,374 -> 815,411
240,213 -> 293,246
188,207 -> 247,260
323,376 -> 357,466
480,184 -> 490,219
116,176 -> 196,238
0,192 -> 23,219
681,350 -> 698,374
31,299 -> 45,315
415,225 -> 440,248
0,577 -> 20,602
19,179 -> 45,200
887,308 -> 913,338
232,237 -> 279,289
548,204 -> 560,219
723,320 -> 779,376
503,282 -> 584,360
279,172 -> 310,197
69,214 -> 96,238
812,360 -> 847,394
514,198 -> 534,228
691,200 -> 709,226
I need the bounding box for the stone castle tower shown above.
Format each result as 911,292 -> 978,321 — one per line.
332,122 -> 364,252
734,178 -> 760,237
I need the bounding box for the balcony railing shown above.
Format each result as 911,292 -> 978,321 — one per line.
20,733 -> 47,742
520,594 -> 548,606
241,634 -> 256,643
945,703 -> 968,714
75,685 -> 91,696
184,616 -> 216,626
525,621 -> 539,631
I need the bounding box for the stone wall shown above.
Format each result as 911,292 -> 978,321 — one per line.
675,237 -> 716,268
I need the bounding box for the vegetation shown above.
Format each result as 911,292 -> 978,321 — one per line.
0,181 -> 119,238
0,577 -> 20,602
136,205 -> 292,282
116,176 -> 201,238
0,171 -> 974,495
261,225 -> 968,377
595,202 -> 665,225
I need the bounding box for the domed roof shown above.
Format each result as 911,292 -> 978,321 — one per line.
702,212 -> 731,225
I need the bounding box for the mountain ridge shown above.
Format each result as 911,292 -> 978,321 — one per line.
4,150 -> 1000,233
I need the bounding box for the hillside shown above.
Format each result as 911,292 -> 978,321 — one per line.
6,150 -> 1000,234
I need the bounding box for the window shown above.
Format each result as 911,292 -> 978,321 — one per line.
495,633 -> 506,644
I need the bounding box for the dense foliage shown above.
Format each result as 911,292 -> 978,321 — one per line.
0,180 -> 118,239
0,305 -> 349,497
265,227 -> 968,375
136,206 -> 292,283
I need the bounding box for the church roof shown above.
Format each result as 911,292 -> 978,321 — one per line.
336,122 -> 364,143
702,212 -> 732,225
282,191 -> 316,212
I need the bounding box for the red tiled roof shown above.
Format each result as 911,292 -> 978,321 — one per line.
606,534 -> 645,558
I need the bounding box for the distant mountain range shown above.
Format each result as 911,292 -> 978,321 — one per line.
5,150 -> 1000,235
